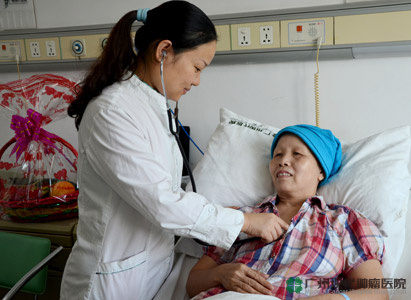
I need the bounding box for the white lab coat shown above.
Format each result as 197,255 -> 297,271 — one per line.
60,74 -> 244,300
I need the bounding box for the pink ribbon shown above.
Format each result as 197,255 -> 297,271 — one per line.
10,109 -> 60,161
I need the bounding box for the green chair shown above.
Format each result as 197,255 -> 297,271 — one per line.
0,231 -> 63,300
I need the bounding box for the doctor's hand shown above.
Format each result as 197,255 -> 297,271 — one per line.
242,213 -> 289,243
215,263 -> 273,295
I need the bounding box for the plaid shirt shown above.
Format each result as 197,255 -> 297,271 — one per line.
194,195 -> 385,299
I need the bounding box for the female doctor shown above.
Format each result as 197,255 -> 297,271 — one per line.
61,1 -> 288,299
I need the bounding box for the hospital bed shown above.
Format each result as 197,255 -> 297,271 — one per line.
154,108 -> 411,300
155,202 -> 411,300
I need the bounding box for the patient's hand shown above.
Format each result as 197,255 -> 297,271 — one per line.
242,213 -> 289,243
216,263 -> 272,295
186,256 -> 273,298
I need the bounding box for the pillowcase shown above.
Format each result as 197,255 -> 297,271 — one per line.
187,108 -> 279,207
184,107 -> 411,278
318,126 -> 411,278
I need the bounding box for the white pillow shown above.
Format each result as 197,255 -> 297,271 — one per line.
184,107 -> 411,278
318,126 -> 411,278
187,108 -> 279,207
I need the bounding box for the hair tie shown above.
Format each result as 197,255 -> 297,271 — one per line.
136,8 -> 149,24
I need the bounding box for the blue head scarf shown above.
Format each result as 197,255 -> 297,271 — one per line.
270,124 -> 342,186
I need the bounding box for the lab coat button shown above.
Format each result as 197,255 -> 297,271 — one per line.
172,184 -> 178,192
208,206 -> 215,213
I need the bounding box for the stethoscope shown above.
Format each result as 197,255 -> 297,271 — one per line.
160,52 -> 284,247
160,51 -> 222,247
160,50 -> 197,193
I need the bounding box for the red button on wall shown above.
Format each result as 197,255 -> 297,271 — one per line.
296,25 -> 303,32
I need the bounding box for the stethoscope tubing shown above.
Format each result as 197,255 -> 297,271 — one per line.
161,55 -> 197,193
168,109 -> 197,193
161,55 -> 263,247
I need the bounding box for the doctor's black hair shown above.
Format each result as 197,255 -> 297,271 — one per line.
68,0 -> 217,129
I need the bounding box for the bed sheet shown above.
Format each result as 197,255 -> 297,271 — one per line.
390,191 -> 411,300
206,292 -> 280,299
153,252 -> 197,300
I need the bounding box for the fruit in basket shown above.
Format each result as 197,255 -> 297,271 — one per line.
50,181 -> 76,197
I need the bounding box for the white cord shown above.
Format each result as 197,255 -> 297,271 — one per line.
160,55 -> 171,110
314,37 -> 322,127
15,54 -> 21,80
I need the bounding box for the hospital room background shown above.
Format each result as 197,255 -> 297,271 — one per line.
1,0 -> 411,299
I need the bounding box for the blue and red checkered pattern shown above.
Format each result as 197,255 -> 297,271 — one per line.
194,195 -> 384,299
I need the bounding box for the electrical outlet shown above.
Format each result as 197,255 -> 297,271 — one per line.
29,42 -> 41,57
238,27 -> 251,46
45,40 -> 57,57
232,22 -> 279,50
71,39 -> 86,56
260,25 -> 274,45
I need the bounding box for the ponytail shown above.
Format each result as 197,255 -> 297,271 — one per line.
68,1 -> 216,130
68,11 -> 138,129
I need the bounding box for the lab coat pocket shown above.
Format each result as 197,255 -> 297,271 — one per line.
91,251 -> 148,300
96,250 -> 147,274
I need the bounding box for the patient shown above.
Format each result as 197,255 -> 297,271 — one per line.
187,125 -> 387,300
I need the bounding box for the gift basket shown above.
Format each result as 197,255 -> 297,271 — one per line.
0,74 -> 79,222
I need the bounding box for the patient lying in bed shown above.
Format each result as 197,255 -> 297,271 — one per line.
186,125 -> 387,300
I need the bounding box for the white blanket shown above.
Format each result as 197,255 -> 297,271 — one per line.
206,292 -> 280,299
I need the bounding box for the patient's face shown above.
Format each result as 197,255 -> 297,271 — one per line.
270,134 -> 324,200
